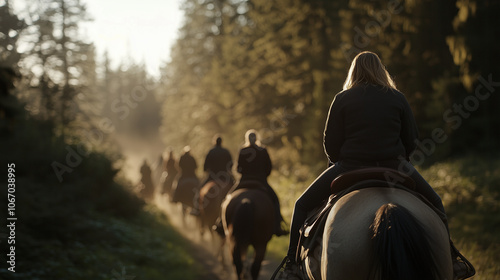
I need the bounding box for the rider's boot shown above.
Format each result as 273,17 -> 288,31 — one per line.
212,217 -> 225,237
451,240 -> 475,280
434,209 -> 475,279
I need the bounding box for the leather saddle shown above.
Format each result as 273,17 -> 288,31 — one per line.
296,167 -> 418,262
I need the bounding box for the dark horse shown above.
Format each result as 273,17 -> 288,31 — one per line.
300,169 -> 452,280
221,181 -> 275,280
198,179 -> 232,238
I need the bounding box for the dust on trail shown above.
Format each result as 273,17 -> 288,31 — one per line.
115,135 -> 165,185
153,194 -> 282,280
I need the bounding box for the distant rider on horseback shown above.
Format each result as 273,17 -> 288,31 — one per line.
233,129 -> 288,237
191,135 -> 234,216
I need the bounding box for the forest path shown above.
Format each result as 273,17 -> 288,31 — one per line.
153,195 -> 281,280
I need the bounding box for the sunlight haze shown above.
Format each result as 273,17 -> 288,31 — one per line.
83,0 -> 183,76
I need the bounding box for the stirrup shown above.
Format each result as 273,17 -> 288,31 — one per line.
452,250 -> 475,280
270,256 -> 303,280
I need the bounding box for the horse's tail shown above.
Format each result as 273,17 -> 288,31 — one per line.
232,198 -> 254,244
371,203 -> 439,280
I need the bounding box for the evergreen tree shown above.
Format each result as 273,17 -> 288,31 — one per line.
18,0 -> 93,139
446,0 -> 500,153
0,0 -> 26,67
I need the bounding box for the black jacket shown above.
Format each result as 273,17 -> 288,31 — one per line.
179,152 -> 197,178
237,145 -> 272,181
324,84 -> 418,163
204,145 -> 233,175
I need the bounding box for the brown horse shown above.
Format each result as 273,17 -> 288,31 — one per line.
198,179 -> 232,237
302,187 -> 452,280
221,183 -> 275,280
171,176 -> 200,219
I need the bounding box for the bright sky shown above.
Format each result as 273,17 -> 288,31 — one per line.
10,0 -> 184,76
82,0 -> 184,76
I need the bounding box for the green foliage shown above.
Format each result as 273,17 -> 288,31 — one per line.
420,155 -> 500,242
0,202 -> 197,280
14,0 -> 94,135
0,96 -> 198,280
0,2 -> 26,65
419,155 -> 500,279
160,0 -> 500,166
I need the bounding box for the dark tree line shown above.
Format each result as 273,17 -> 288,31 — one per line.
1,0 -> 498,171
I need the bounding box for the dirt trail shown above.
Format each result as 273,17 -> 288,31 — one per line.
154,195 -> 281,280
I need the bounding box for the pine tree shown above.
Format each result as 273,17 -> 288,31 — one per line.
0,0 -> 26,67
19,0 -> 93,139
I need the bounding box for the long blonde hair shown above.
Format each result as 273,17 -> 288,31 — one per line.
343,51 -> 397,90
